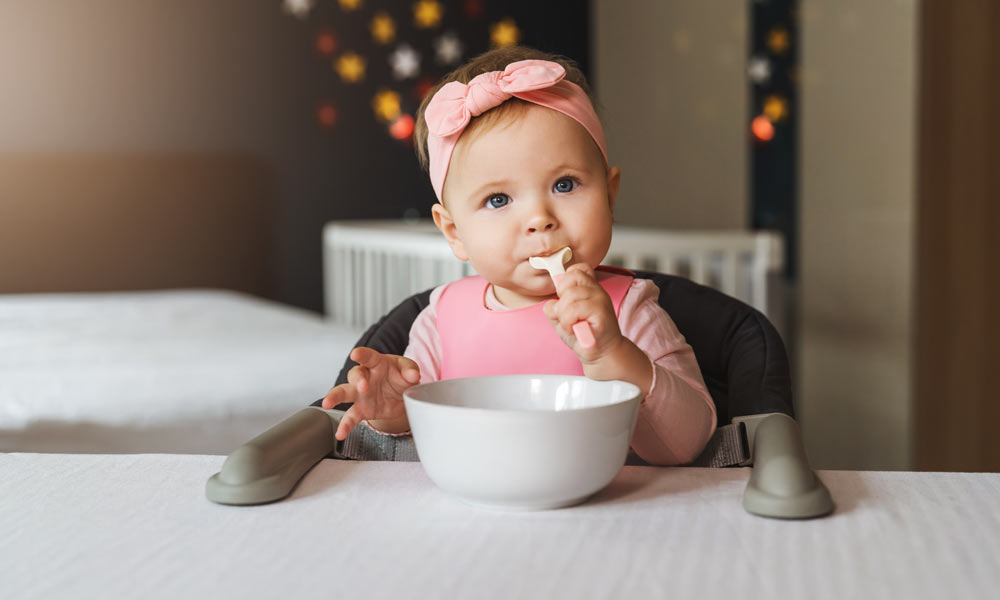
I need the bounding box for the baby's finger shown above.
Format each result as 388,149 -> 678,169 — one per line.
394,356 -> 421,384
350,346 -> 385,369
542,299 -> 558,321
565,262 -> 596,278
335,405 -> 361,441
555,283 -> 594,304
322,383 -> 356,409
555,268 -> 598,296
347,364 -> 370,394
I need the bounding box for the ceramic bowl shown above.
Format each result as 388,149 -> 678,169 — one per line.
403,375 -> 641,510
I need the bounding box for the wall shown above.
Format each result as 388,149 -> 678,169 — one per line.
592,0 -> 748,230
0,0 -> 310,302
798,0 -> 917,470
0,1 -> 592,311
595,1 -> 919,470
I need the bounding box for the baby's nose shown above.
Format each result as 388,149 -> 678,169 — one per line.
525,211 -> 557,234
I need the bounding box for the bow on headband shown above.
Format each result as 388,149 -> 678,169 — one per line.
425,59 -> 607,202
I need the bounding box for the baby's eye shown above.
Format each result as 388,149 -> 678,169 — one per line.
554,177 -> 576,193
485,193 -> 511,209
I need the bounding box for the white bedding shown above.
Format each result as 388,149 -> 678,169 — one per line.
0,289 -> 363,454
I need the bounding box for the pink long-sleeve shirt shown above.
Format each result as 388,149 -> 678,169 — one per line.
372,278 -> 717,466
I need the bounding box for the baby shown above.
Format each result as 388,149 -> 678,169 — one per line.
323,46 -> 716,465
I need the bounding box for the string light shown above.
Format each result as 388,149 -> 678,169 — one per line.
314,29 -> 338,57
751,115 -> 774,142
370,11 -> 396,45
413,0 -> 444,29
490,18 -> 520,48
389,114 -> 415,140
316,102 -> 337,128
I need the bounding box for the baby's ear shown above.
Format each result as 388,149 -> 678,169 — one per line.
606,166 -> 622,212
431,202 -> 470,262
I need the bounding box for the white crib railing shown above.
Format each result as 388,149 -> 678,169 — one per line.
323,220 -> 784,331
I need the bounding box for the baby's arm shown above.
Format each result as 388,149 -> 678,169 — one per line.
321,346 -> 420,440
544,268 -> 716,464
621,291 -> 717,465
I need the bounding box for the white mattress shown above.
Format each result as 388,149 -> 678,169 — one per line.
0,289 -> 363,454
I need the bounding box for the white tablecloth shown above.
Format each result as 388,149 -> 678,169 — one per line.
2,453 -> 998,599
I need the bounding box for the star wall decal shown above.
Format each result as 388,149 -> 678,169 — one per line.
490,18 -> 520,48
763,95 -> 788,122
389,43 -> 421,80
373,89 -> 402,122
371,11 -> 396,45
434,32 -> 463,65
767,27 -> 790,55
314,29 -> 338,57
747,56 -> 772,84
414,0 -> 444,29
335,51 -> 366,83
283,0 -> 314,19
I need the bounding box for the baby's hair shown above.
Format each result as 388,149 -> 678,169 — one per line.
413,46 -> 596,173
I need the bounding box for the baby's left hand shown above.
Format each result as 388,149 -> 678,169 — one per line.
542,264 -> 624,364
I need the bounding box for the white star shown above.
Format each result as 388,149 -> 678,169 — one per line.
747,55 -> 772,84
390,43 -> 421,80
283,0 -> 314,19
434,32 -> 463,65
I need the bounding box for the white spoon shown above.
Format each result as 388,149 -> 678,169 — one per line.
528,247 -> 596,348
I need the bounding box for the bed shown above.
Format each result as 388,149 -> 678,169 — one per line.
0,289 -> 361,454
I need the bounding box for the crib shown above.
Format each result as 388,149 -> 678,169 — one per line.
323,219 -> 785,331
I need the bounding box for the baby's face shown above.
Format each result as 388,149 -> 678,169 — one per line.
433,104 -> 620,308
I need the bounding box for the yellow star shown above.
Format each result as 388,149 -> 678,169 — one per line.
763,95 -> 788,122
490,18 -> 520,48
413,0 -> 444,29
339,0 -> 362,12
335,52 -> 366,84
370,11 -> 396,45
767,27 -> 790,55
372,89 -> 402,123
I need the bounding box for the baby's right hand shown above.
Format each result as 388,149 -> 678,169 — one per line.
322,346 -> 421,441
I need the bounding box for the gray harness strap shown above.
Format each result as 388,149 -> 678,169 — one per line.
335,422 -> 420,462
687,422 -> 749,467
336,421 -> 749,468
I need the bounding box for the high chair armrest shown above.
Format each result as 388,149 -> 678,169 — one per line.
206,407 -> 345,505
734,413 -> 834,519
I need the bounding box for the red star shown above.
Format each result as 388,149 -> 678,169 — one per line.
317,102 -> 337,128
414,76 -> 435,100
463,0 -> 484,20
314,29 -> 338,58
389,114 -> 415,141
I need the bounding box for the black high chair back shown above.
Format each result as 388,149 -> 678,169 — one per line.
207,271 -> 833,518
314,270 -> 792,467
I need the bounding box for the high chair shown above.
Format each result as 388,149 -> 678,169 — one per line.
207,270 -> 833,519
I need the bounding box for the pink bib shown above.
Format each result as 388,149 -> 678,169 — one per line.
437,267 -> 634,379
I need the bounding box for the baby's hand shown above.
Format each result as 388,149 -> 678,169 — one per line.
321,346 -> 421,441
542,264 -> 624,364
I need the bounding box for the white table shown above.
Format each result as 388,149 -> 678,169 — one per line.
2,453 -> 998,599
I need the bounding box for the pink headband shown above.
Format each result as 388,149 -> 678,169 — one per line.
424,59 -> 607,202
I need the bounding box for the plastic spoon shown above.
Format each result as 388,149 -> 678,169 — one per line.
528,247 -> 596,348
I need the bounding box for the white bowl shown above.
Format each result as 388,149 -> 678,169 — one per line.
403,375 -> 641,510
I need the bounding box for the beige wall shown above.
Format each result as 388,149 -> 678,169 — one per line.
799,0 -> 917,470
595,1 -> 919,470
593,1 -> 747,229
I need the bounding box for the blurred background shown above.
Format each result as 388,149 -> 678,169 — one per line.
1,0 -> 996,472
